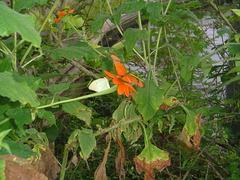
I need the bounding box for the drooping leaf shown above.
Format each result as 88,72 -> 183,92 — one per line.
37,109 -> 56,126
179,107 -> 202,150
6,108 -> 32,130
47,83 -> 70,95
0,159 -> 5,180
0,72 -> 40,107
62,101 -> 92,126
0,2 -> 41,47
78,129 -> 96,160
94,139 -> 111,180
134,143 -> 171,180
112,100 -> 142,143
123,28 -> 148,54
50,42 -> 98,61
134,80 -> 164,121
15,0 -> 48,11
115,137 -> 125,180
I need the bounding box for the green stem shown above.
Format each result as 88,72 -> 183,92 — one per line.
37,86 -> 117,109
20,0 -> 61,66
137,11 -> 147,62
94,117 -> 141,136
59,145 -> 69,180
13,33 -> 17,71
139,122 -> 149,147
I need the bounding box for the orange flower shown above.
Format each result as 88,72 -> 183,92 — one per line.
54,17 -> 61,23
68,9 -> 75,14
104,55 -> 144,97
57,10 -> 67,18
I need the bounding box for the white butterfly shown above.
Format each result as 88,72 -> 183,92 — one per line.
88,78 -> 110,92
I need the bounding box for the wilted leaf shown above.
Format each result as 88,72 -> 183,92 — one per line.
115,136 -> 125,180
159,97 -> 179,111
179,109 -> 202,150
123,28 -> 148,54
134,143 -> 171,180
78,129 -> 96,160
94,138 -> 111,180
0,2 -> 41,47
0,72 -> 40,107
112,101 -> 142,143
62,101 -> 92,126
134,80 -> 164,121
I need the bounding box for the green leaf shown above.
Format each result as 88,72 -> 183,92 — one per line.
64,15 -> 84,29
146,2 -> 163,24
62,102 -> 92,126
179,55 -> 199,82
0,129 -> 11,153
0,2 -> 41,47
0,72 -> 39,107
113,0 -> 146,23
37,109 -> 56,126
91,14 -> 108,32
50,42 -> 98,61
47,83 -> 70,95
0,140 -> 36,159
78,129 -> 96,160
123,28 -> 148,54
0,57 -> 11,72
15,0 -> 48,11
134,80 -> 164,121
0,159 -> 5,180
6,108 -> 32,130
232,9 -> 240,17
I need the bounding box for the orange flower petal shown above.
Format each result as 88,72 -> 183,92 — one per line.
122,74 -> 138,84
57,10 -> 67,18
111,55 -> 127,76
54,17 -> 61,23
104,70 -> 117,79
112,78 -> 121,85
68,9 -> 75,14
117,84 -> 126,95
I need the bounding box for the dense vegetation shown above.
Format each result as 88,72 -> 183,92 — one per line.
0,0 -> 240,179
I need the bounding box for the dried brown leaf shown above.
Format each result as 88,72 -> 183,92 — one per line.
94,138 -> 111,180
115,136 -> 125,180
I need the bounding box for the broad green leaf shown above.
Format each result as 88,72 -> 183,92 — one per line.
62,102 -> 92,126
123,28 -> 148,54
48,83 -> 70,95
228,43 -> 240,55
113,0 -> 146,23
0,72 -> 39,107
50,42 -> 98,61
0,140 -> 36,159
64,15 -> 84,29
134,80 -> 164,121
78,129 -> 96,160
6,108 -> 32,130
91,14 -> 108,32
0,159 -> 5,180
179,55 -> 199,82
232,9 -> 240,17
146,2 -> 163,24
37,109 -> 56,126
0,2 -> 41,47
0,57 -> 11,72
15,0 -> 48,11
